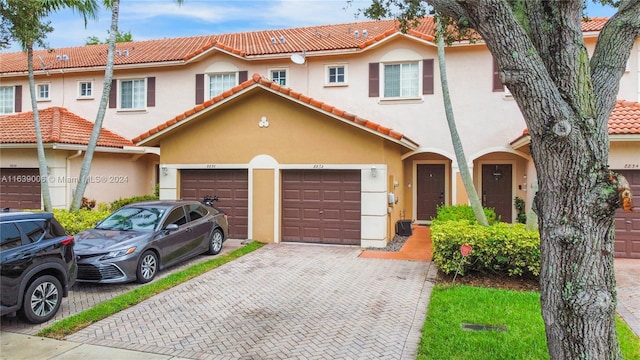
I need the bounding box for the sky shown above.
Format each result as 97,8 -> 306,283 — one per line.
3,0 -> 618,53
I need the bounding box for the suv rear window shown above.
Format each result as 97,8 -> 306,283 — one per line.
20,221 -> 46,243
0,223 -> 22,250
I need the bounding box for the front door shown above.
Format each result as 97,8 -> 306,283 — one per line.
482,164 -> 512,222
417,164 -> 445,221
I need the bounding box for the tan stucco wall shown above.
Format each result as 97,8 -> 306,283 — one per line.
0,148 -> 156,209
253,168 -> 275,242
158,88 -> 408,244
609,141 -> 640,170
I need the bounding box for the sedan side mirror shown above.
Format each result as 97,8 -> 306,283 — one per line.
164,223 -> 179,232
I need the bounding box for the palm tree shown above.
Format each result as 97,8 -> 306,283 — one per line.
435,15 -> 488,226
71,0 -> 184,210
1,0 -> 98,211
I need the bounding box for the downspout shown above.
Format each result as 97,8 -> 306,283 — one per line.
66,150 -> 83,209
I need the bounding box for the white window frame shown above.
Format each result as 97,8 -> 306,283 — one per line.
381,61 -> 420,99
325,64 -> 348,86
118,78 -> 146,110
207,72 -> 238,98
269,68 -> 288,86
0,86 -> 15,114
78,81 -> 94,99
36,83 -> 50,101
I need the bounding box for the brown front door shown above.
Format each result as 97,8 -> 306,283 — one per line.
0,168 -> 41,210
180,169 -> 248,239
614,170 -> 640,258
281,170 -> 361,245
417,164 -> 445,221
482,164 -> 512,222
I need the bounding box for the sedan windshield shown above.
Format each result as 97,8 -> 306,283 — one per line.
96,207 -> 165,231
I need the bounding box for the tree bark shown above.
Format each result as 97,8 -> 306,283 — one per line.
424,1 -> 640,358
71,0 -> 119,211
27,45 -> 53,211
435,16 -> 488,226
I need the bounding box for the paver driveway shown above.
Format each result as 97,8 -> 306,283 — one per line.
67,243 -> 436,359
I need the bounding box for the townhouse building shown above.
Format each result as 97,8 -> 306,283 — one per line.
1,17 -> 638,256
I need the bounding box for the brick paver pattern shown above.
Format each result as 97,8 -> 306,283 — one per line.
66,244 -> 434,359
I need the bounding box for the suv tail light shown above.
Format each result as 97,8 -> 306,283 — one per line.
60,236 -> 74,246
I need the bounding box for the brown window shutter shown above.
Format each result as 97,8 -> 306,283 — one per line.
14,85 -> 22,112
146,77 -> 156,107
492,58 -> 503,92
423,59 -> 434,95
109,79 -> 117,108
195,74 -> 204,104
238,71 -> 248,83
369,63 -> 379,97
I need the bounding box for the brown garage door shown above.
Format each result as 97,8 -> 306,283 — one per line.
282,170 -> 361,245
181,169 -> 248,239
614,170 -> 640,258
0,168 -> 41,210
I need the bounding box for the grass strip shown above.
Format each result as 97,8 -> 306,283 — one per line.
37,241 -> 264,339
418,284 -> 640,360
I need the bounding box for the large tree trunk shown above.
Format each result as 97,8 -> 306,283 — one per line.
27,45 -> 52,211
71,0 -> 119,211
426,1 -> 640,358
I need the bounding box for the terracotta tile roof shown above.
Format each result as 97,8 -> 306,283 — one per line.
133,73 -> 418,149
610,100 -> 640,134
0,107 -> 134,148
511,99 -> 640,145
1,17 -> 606,74
582,17 -> 610,32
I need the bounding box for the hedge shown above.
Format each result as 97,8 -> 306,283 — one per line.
432,204 -> 498,224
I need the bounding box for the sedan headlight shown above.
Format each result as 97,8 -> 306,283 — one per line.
100,247 -> 136,260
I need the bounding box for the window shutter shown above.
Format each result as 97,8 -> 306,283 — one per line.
423,59 -> 434,95
368,63 -> 379,97
14,85 -> 22,112
195,74 -> 204,104
238,71 -> 248,83
146,77 -> 156,107
109,79 -> 117,108
492,58 -> 503,92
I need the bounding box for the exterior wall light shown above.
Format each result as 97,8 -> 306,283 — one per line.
161,166 -> 168,176
371,165 -> 377,178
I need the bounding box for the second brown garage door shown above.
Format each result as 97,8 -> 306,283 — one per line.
0,168 -> 41,210
614,170 -> 640,258
282,170 -> 361,245
181,169 -> 248,239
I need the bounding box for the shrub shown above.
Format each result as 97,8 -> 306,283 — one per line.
53,209 -> 110,235
431,220 -> 540,277
109,194 -> 158,211
432,204 -> 498,224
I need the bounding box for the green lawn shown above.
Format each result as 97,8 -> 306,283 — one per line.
418,285 -> 640,360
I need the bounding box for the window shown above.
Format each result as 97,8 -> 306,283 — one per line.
0,86 -> 15,114
165,207 -> 187,227
326,65 -> 347,85
383,62 -> 419,98
36,83 -> 50,101
0,223 -> 21,250
78,81 -> 93,98
19,221 -> 46,243
209,73 -> 236,98
187,204 -> 207,221
120,79 -> 146,109
270,69 -> 287,86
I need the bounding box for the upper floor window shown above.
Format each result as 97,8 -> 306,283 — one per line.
383,62 -> 419,98
36,83 -> 50,101
0,86 -> 15,114
78,81 -> 93,99
326,64 -> 347,86
270,69 -> 287,86
108,77 -> 154,110
120,79 -> 146,109
369,60 -> 433,99
209,73 -> 236,98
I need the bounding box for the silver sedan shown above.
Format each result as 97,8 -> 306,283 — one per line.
74,200 -> 228,284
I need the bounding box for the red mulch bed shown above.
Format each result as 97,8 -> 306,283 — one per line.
436,270 -> 540,292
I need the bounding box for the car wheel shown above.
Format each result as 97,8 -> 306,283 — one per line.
207,228 -> 224,255
19,275 -> 62,324
136,250 -> 158,284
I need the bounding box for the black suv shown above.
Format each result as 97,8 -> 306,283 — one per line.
0,211 -> 77,323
